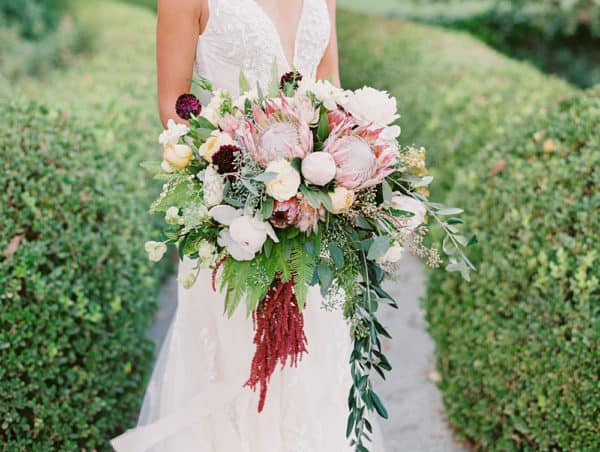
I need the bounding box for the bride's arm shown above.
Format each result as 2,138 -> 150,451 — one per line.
316,0 -> 340,87
157,0 -> 205,127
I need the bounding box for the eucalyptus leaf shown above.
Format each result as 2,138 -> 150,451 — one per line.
437,207 -> 464,216
240,178 -> 259,196
367,236 -> 390,261
328,242 -> 345,269
253,171 -> 278,182
382,180 -> 393,202
261,197 -> 274,219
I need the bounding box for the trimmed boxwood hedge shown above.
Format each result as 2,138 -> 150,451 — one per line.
427,93 -> 600,450
0,101 -> 161,449
339,9 -> 599,450
2,1 -> 166,449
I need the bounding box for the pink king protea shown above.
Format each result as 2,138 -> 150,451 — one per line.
323,113 -> 398,191
240,95 -> 313,167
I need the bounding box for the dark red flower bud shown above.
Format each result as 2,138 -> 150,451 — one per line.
175,93 -> 202,120
212,144 -> 242,175
279,71 -> 303,91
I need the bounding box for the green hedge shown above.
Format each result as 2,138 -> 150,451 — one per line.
338,10 -> 573,196
427,93 -> 600,450
0,0 -> 69,39
2,1 -> 165,449
339,10 -> 599,450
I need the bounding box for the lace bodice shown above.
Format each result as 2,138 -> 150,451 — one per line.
195,0 -> 331,98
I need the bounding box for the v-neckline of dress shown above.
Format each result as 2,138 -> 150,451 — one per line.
250,0 -> 307,70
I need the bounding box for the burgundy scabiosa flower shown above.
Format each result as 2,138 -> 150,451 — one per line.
280,71 -> 303,91
212,144 -> 242,175
270,199 -> 299,229
176,93 -> 202,120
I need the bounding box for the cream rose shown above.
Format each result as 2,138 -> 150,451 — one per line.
301,152 -> 336,186
199,131 -> 235,162
329,186 -> 355,214
144,241 -> 167,262
163,143 -> 193,171
264,159 -> 301,202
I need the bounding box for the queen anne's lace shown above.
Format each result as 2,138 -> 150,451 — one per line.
196,0 -> 331,98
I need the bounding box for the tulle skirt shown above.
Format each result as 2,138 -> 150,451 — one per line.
111,258 -> 385,452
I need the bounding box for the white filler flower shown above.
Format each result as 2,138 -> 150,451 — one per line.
158,119 -> 189,146
203,165 -> 225,207
145,241 -> 167,262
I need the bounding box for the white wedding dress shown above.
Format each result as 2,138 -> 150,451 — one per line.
111,1 -> 385,451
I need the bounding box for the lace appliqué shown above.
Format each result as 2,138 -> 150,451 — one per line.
197,0 -> 331,93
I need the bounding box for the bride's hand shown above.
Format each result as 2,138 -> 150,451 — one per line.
157,0 -> 208,128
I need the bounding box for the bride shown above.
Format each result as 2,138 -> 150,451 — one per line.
112,0 -> 384,450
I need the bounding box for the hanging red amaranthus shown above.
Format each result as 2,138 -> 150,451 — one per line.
245,275 -> 308,412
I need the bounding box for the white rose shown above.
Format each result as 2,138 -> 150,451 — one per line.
203,165 -> 225,207
376,243 -> 405,265
165,207 -> 180,225
158,119 -> 189,146
264,159 -> 301,202
301,152 -> 336,186
298,79 -> 347,110
343,87 -> 400,126
215,216 -> 279,261
178,272 -> 197,289
145,241 -> 167,262
329,186 -> 356,214
391,194 -> 427,232
199,130 -> 235,162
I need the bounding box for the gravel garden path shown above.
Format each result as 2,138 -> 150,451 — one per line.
149,256 -> 465,451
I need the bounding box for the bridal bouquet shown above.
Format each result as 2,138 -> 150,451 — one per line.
145,70 -> 474,450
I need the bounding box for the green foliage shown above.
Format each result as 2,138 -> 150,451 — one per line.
0,0 -> 69,39
3,1 -> 167,449
427,93 -> 600,451
0,15 -> 94,83
0,100 -> 163,449
340,9 -> 598,450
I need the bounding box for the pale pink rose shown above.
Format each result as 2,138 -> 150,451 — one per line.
301,152 -> 336,186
